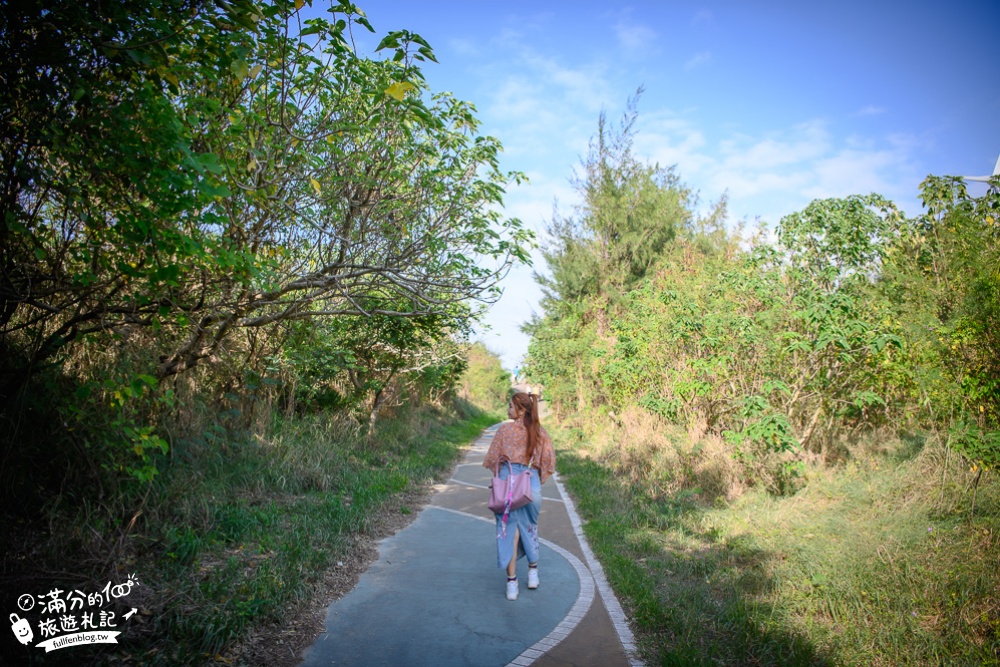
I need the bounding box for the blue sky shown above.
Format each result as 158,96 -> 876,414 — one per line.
321,1 -> 1000,370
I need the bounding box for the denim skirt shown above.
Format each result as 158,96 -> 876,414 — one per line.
493,462 -> 542,568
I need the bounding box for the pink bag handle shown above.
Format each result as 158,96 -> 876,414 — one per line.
493,457 -> 512,478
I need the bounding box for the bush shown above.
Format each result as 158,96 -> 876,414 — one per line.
457,342 -> 510,416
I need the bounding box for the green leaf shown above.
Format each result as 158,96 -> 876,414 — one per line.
197,179 -> 231,197
417,46 -> 438,63
195,153 -> 225,175
375,35 -> 400,52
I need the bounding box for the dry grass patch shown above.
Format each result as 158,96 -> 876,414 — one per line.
553,420 -> 1000,666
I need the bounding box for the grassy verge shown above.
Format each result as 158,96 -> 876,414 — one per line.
553,426 -> 1000,666
7,403 -> 499,666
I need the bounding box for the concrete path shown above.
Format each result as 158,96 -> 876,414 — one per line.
300,424 -> 643,667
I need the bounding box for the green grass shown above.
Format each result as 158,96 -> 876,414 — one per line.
554,427 -> 1000,666
142,406 -> 497,665
9,403 -> 498,666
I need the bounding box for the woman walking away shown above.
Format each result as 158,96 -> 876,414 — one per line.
483,392 -> 556,600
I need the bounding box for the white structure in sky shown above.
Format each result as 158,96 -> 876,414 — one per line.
965,153 -> 1000,183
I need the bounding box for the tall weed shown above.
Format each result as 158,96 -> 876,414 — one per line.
1,400 -> 494,666
554,422 -> 1000,666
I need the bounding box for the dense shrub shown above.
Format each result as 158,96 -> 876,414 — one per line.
525,99 -> 1000,495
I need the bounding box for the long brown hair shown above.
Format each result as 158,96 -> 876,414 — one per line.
511,391 -> 541,462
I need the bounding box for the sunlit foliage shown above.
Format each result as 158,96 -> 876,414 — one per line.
525,99 -> 1000,493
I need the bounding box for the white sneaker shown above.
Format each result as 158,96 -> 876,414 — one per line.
527,567 -> 539,589
506,578 -> 519,600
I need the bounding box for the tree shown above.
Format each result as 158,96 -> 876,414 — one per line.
457,342 -> 510,414
777,193 -> 903,288
526,93 -> 694,413
0,0 -> 247,392
0,0 -> 532,398
900,175 -> 1000,473
535,92 -> 692,311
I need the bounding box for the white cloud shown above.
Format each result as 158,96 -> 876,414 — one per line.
684,51 -> 712,70
637,111 -> 712,173
475,42 -> 612,165
448,38 -> 479,57
716,121 -> 831,172
852,105 -> 887,117
477,176 -> 581,370
472,261 -> 537,369
489,76 -> 546,120
633,113 -> 924,223
615,22 -> 658,56
692,9 -> 714,26
804,148 -> 903,200
520,52 -> 610,112
502,175 -> 578,234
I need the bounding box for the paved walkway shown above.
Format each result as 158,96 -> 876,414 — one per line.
300,424 -> 644,667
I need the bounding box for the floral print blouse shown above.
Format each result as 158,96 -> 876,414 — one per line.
483,419 -> 556,483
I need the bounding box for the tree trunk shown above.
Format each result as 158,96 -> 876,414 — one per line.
367,388 -> 384,436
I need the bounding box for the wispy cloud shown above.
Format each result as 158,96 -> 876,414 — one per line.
485,29 -> 611,111
615,22 -> 657,56
448,38 -> 479,57
636,114 -> 923,222
803,143 -> 920,203
637,111 -> 712,172
692,9 -> 714,26
852,105 -> 887,117
716,121 -> 831,173
502,173 -> 577,233
476,37 -> 611,162
684,51 -> 712,70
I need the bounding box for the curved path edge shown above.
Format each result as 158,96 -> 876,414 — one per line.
551,473 -> 644,667
300,422 -> 647,667
449,423 -> 646,667
430,506 -> 597,667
